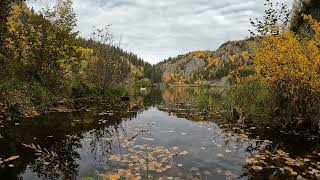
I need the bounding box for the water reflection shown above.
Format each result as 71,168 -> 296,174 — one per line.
0,87 -> 319,179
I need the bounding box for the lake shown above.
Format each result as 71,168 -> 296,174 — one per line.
0,88 -> 319,180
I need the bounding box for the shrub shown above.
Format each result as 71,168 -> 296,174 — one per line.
222,80 -> 277,123
253,15 -> 320,130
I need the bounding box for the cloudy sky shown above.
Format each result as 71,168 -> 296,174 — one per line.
27,0 -> 293,64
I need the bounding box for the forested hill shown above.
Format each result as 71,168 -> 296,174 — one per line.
77,37 -> 161,84
156,39 -> 256,86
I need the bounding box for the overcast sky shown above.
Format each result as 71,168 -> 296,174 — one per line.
27,0 -> 293,64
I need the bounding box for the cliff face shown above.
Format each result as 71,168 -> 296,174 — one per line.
160,56 -> 206,77
157,39 -> 256,85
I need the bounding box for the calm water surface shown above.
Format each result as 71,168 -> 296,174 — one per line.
0,88 -> 318,179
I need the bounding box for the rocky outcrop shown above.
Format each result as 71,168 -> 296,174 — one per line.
160,56 -> 206,77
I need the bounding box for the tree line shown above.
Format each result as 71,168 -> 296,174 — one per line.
0,0 -> 161,118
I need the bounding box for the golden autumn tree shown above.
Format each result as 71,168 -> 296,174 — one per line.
4,2 -> 77,87
253,15 -> 320,126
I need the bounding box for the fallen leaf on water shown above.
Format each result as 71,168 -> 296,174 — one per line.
225,149 -> 232,153
308,167 -> 320,175
180,151 -> 189,155
109,173 -> 120,180
4,155 -> 20,162
285,158 -> 295,166
83,138 -> 92,142
172,146 -> 179,150
303,158 -> 311,162
141,137 -> 155,141
284,166 -> 298,176
276,150 -> 288,157
224,170 -> 233,176
246,158 -> 258,164
252,166 -> 263,172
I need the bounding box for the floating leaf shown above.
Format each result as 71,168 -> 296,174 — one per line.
172,146 -> 179,150
284,166 -> 297,176
180,151 -> 189,155
141,137 -> 155,141
225,149 -> 232,153
246,158 -> 258,164
252,166 -> 263,172
276,150 -> 288,157
224,170 -> 233,176
304,158 -> 311,162
4,155 -> 20,162
109,173 -> 120,180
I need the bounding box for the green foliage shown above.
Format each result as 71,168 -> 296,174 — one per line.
222,80 -> 276,123
132,79 -> 152,89
193,87 -> 224,112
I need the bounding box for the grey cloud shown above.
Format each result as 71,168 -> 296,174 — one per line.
27,0 -> 293,64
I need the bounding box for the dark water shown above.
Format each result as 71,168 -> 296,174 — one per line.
0,88 -> 319,180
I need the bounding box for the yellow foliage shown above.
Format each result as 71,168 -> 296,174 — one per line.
228,55 -> 237,63
130,63 -> 143,80
76,47 -> 93,56
254,30 -> 320,91
190,50 -> 212,59
241,51 -> 250,61
162,73 -> 189,85
108,173 -> 120,180
253,15 -> 320,118
5,3 -> 33,63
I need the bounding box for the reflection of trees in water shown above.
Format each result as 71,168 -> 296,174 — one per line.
0,90 -> 164,179
30,135 -> 82,179
32,89 -> 165,179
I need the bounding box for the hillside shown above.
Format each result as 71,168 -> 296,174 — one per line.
77,37 -> 157,83
157,39 -> 256,86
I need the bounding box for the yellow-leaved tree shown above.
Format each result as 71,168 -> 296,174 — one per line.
253,15 -> 320,127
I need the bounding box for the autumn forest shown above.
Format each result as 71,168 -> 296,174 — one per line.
1,0 -> 320,179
